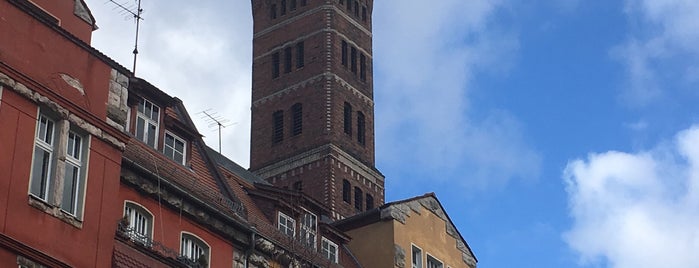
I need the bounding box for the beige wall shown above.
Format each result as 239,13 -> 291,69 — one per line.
394,205 -> 467,268
345,220 -> 395,268
346,199 -> 473,268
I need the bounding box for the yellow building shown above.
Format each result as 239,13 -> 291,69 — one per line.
335,193 -> 477,268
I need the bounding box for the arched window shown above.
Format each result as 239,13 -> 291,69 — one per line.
123,201 -> 153,245
273,110 -> 284,143
292,103 -> 303,136
344,102 -> 352,136
181,232 -> 210,267
366,194 -> 374,210
354,187 -> 363,211
357,111 -> 366,145
342,180 -> 351,203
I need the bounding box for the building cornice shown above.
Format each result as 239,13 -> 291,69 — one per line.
252,73 -> 374,107
254,4 -> 371,40
0,68 -> 129,150
252,144 -> 385,186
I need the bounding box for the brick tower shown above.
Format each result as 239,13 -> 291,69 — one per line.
249,0 -> 383,219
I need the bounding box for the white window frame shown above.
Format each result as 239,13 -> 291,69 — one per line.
412,244 -> 423,268
180,232 -> 210,267
61,131 -> 85,215
29,110 -> 89,220
135,99 -> 160,148
30,113 -> 56,201
426,254 -> 443,268
278,212 -> 295,237
163,131 -> 187,165
321,237 -> 338,263
299,208 -> 317,248
124,201 -> 154,245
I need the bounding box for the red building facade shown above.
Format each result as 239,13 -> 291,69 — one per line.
0,0 -> 129,266
1,1 -> 476,268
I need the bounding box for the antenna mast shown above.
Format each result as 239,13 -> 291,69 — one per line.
108,0 -> 144,74
200,110 -> 234,154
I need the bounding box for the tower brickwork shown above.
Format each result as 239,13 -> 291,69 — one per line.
250,0 -> 383,219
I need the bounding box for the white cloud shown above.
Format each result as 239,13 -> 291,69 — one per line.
563,125 -> 699,268
374,0 -> 540,187
613,0 -> 699,106
88,0 -> 253,166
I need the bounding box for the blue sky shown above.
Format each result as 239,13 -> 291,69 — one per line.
87,0 -> 699,267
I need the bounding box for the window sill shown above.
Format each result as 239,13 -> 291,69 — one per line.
28,195 -> 83,229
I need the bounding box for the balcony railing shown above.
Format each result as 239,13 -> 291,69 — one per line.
116,221 -> 206,268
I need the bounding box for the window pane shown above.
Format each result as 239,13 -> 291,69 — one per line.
147,123 -> 157,147
30,147 -> 52,199
151,105 -> 159,121
61,164 -> 79,214
136,117 -> 145,140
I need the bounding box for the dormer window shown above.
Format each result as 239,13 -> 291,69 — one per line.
164,131 -> 186,165
278,212 -> 295,237
136,99 -> 160,148
300,209 -> 317,248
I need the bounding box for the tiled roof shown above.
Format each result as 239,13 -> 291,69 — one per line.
122,138 -> 244,219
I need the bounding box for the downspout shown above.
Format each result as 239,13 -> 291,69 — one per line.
245,229 -> 256,268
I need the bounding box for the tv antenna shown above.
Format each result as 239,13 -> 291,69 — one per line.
199,110 -> 235,154
107,0 -> 144,75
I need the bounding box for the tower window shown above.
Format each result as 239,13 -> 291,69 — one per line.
272,52 -> 280,78
354,187 -> 363,211
366,194 -> 374,210
292,103 -> 303,136
339,0 -> 344,5
354,1 -> 359,17
301,0 -> 307,6
281,0 -> 287,15
341,41 -> 348,67
293,181 -> 303,191
296,42 -> 305,68
342,179 -> 351,203
360,53 -> 366,81
357,111 -> 365,145
270,4 -> 277,19
362,6 -> 367,22
290,0 -> 297,11
284,46 -> 292,73
346,0 -> 352,11
273,110 -> 284,143
344,102 -> 352,136
350,46 -> 357,73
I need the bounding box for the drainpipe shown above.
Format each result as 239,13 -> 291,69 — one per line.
245,229 -> 256,268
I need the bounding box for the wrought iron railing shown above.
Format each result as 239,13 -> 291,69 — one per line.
116,221 -> 206,267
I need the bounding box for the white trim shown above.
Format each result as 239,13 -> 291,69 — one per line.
425,253 -> 444,268
163,131 -> 187,165
278,211 -> 296,237
123,201 -> 154,241
300,208 -> 317,248
180,231 -> 211,267
411,243 -> 424,268
321,237 -> 339,263
135,99 -> 160,148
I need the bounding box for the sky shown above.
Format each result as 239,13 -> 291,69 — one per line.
86,0 -> 699,267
